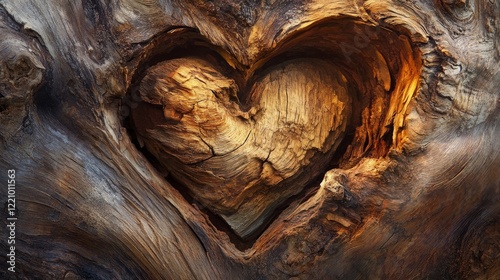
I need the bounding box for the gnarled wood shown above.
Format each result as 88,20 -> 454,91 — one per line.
0,0 -> 499,279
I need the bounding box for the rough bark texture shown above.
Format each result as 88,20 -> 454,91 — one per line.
0,0 -> 499,279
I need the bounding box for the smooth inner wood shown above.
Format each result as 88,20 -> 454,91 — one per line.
132,57 -> 351,238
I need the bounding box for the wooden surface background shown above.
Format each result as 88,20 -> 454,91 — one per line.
0,0 -> 499,279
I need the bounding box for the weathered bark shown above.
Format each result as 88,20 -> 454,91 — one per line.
0,0 -> 499,279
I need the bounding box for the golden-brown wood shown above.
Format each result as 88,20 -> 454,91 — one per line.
132,56 -> 351,238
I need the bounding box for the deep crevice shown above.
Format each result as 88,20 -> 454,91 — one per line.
122,18 -> 422,250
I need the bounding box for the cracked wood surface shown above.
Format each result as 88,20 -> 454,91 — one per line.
132,57 -> 350,238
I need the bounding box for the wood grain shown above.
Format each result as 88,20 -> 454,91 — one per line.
0,0 -> 498,279
132,56 -> 351,238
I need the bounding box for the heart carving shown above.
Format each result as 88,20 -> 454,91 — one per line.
131,56 -> 351,238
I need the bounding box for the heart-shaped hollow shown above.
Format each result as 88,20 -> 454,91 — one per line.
131,56 -> 352,238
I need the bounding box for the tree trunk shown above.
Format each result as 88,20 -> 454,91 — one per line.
0,0 -> 499,279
